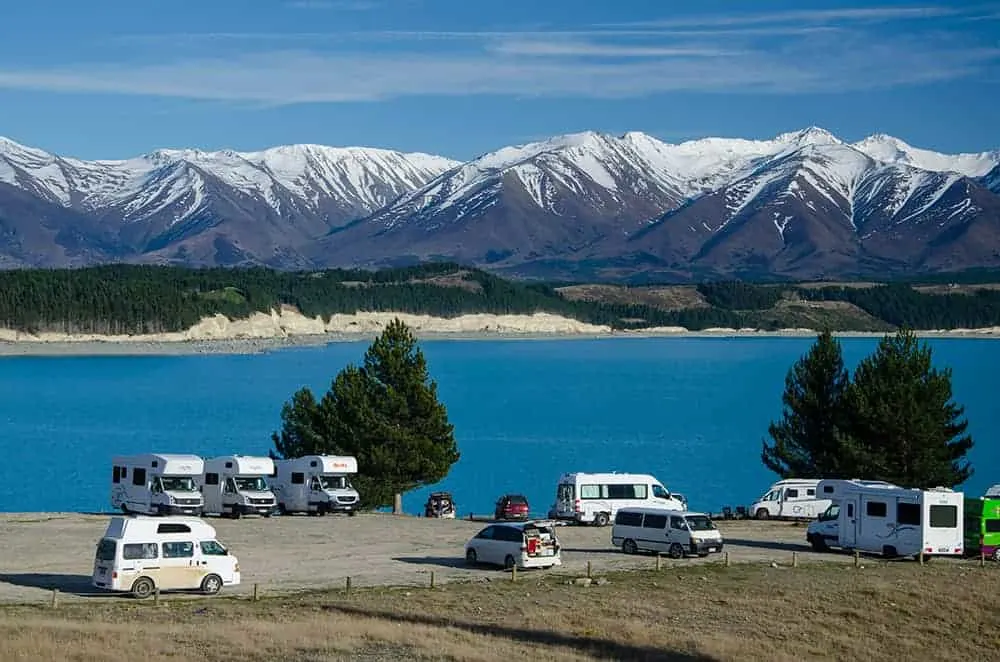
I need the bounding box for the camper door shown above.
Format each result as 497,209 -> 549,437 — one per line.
841,498 -> 859,547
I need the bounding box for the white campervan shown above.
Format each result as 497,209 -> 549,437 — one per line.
551,472 -> 685,526
806,479 -> 964,558
111,454 -> 205,516
612,507 -> 724,558
749,478 -> 831,520
272,455 -> 361,516
200,455 -> 277,518
92,516 -> 240,599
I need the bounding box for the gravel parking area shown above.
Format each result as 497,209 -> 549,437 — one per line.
0,512 -> 869,603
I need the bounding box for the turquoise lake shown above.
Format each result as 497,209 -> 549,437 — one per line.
1,337 -> 996,516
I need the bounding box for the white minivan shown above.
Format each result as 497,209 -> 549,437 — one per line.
464,521 -> 562,570
611,507 -> 724,559
92,516 -> 240,599
551,472 -> 686,526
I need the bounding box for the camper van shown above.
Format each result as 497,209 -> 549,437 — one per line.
92,516 -> 240,599
612,507 -> 724,558
551,472 -> 685,526
805,479 -> 964,558
749,479 -> 832,520
110,454 -> 205,516
272,455 -> 361,516
200,455 -> 277,518
964,497 -> 1000,561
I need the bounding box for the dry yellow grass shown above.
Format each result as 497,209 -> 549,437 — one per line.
1,561 -> 998,661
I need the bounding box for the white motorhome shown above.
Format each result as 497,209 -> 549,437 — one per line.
110,454 -> 205,516
92,516 -> 240,599
749,478 -> 831,520
272,455 -> 361,516
200,455 -> 277,518
805,479 -> 965,558
551,472 -> 685,526
612,507 -> 724,558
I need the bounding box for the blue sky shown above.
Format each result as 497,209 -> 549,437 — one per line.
0,0 -> 998,160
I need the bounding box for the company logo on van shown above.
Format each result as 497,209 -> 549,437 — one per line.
332,462 -> 349,469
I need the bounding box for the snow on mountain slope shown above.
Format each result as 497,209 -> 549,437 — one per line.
0,136 -> 459,229
853,134 -> 1000,178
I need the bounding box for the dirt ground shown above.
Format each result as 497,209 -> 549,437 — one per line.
0,512 -> 960,604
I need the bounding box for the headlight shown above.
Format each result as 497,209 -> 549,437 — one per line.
693,537 -> 703,544
168,495 -> 175,504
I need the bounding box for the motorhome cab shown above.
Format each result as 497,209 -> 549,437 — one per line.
272,455 -> 361,516
750,479 -> 831,520
92,516 -> 240,599
551,472 -> 685,526
200,455 -> 277,518
110,454 -> 205,516
612,507 -> 723,559
806,479 -> 964,558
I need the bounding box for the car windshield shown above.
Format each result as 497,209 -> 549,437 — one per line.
160,476 -> 196,492
508,495 -> 527,504
235,476 -> 268,491
685,516 -> 717,531
319,475 -> 351,490
822,505 -> 840,520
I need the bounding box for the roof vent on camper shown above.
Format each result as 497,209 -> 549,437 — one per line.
310,461 -> 318,467
225,462 -> 233,469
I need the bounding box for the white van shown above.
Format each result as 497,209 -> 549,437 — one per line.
272,455 -> 361,516
806,479 -> 964,558
551,472 -> 685,526
612,507 -> 724,558
92,516 -> 240,599
110,454 -> 205,516
749,479 -> 831,520
200,455 -> 277,518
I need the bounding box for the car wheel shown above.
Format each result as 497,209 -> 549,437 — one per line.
200,574 -> 223,595
668,543 -> 685,559
131,577 -> 155,600
755,509 -> 770,520
347,510 -> 357,517
504,555 -> 516,570
120,504 -> 129,515
465,548 -> 477,565
810,536 -> 828,553
594,512 -> 610,527
622,539 -> 638,555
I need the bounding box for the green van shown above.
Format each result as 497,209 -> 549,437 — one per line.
964,497 -> 1000,561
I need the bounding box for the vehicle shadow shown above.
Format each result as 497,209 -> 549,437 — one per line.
0,573 -> 109,598
391,556 -> 470,570
725,538 -> 809,552
324,603 -> 719,662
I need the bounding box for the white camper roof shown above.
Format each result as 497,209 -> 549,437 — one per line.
281,455 -> 358,474
558,472 -> 661,484
101,515 -> 218,541
111,454 -> 204,475
985,484 -> 1000,498
205,455 -> 275,476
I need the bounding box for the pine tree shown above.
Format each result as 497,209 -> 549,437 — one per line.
762,330 -> 853,478
843,328 -> 973,488
270,318 -> 459,511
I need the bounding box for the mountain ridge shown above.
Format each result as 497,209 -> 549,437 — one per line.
1,128 -> 999,281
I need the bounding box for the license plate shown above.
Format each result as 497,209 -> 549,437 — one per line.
98,568 -> 106,575
542,549 -> 553,556
708,547 -> 717,552
938,547 -> 949,553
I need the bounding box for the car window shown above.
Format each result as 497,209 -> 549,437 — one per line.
476,526 -> 495,540
499,526 -> 523,542
200,540 -> 228,556
162,541 -> 195,558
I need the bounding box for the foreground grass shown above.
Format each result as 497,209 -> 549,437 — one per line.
1,562 -> 998,661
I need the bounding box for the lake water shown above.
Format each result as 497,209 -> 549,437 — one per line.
1,337 -> 997,516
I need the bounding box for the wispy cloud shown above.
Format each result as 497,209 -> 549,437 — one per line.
3,4 -> 998,105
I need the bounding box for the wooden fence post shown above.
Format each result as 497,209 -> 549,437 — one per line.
50,589 -> 58,608
655,554 -> 661,571
430,571 -> 436,588
724,551 -> 730,567
345,577 -> 352,595
510,565 -> 517,582
792,551 -> 798,568
981,551 -> 986,568
587,561 -> 592,578
854,550 -> 860,568
252,583 -> 259,602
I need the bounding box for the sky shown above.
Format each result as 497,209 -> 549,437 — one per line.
0,0 -> 998,160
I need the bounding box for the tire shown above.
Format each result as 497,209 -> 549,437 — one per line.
594,512 -> 610,527
882,545 -> 898,559
277,503 -> 287,515
504,555 -> 516,570
668,543 -> 685,559
465,548 -> 477,565
120,504 -> 129,515
347,511 -> 357,517
810,536 -> 828,553
622,539 -> 638,555
231,510 -> 241,520
755,509 -> 770,520
263,511 -> 272,518
200,574 -> 223,595
131,577 -> 155,600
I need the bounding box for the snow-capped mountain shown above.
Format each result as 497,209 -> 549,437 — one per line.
1,128 -> 999,280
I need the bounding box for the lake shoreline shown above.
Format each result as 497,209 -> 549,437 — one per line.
2,326 -> 998,357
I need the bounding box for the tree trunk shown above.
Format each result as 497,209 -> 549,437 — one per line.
393,493 -> 403,515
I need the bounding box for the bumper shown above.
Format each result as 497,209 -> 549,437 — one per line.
234,503 -> 276,515
310,501 -> 358,513
158,504 -> 203,516
689,541 -> 724,555
982,545 -> 998,559
520,553 -> 562,569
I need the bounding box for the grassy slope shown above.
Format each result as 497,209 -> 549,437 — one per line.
2,562 -> 998,661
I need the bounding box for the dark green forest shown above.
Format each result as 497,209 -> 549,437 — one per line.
1,263 -> 1000,334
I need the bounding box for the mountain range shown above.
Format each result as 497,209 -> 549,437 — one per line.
2,127 -> 999,282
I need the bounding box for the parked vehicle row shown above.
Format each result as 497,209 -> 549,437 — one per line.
110,453 -> 360,518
